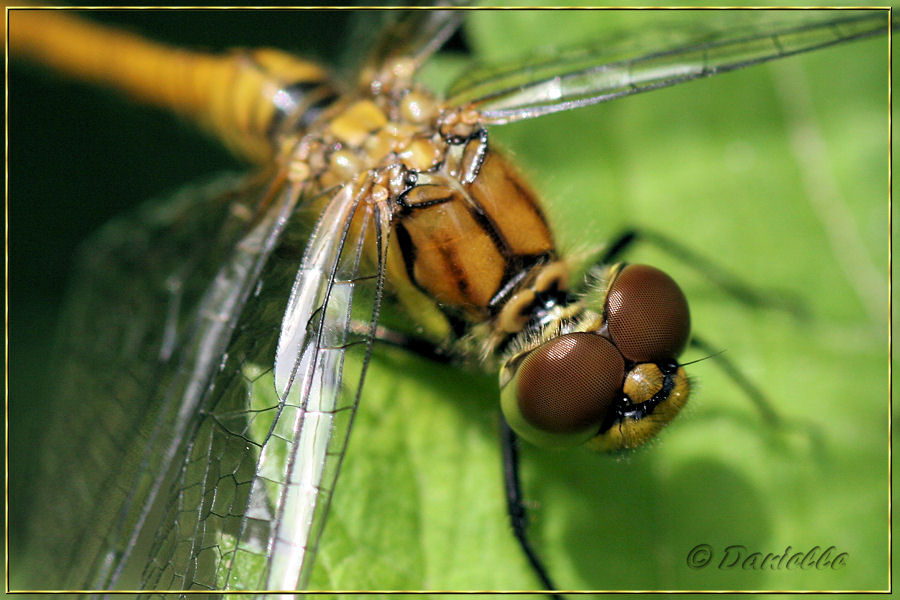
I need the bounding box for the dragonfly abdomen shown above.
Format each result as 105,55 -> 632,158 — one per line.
10,9 -> 338,162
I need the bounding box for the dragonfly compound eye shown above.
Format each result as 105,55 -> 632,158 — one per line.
605,264 -> 691,363
501,332 -> 624,448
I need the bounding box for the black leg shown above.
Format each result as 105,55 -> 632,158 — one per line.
689,335 -> 781,427
350,320 -> 454,364
688,335 -> 825,455
600,228 -> 808,320
500,418 -> 565,600
363,322 -> 566,595
597,229 -> 639,265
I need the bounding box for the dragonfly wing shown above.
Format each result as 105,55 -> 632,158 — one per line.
265,181 -> 391,590
20,171 -> 294,590
135,179 -> 391,592
340,8 -> 464,81
367,8 -> 465,71
446,11 -> 890,124
131,174 -> 307,593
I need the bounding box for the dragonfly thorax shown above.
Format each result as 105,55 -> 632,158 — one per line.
274,63 -> 696,457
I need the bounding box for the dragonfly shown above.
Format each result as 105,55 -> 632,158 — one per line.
8,5 -> 892,587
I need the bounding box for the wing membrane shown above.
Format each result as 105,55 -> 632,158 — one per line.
20,171 -> 295,590
18,9 -> 401,594
265,182 -> 390,590
133,180 -> 391,593
447,11 -> 890,124
349,8 -> 464,79
131,175 -> 307,593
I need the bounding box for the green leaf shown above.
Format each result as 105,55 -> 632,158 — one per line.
311,10 -> 889,594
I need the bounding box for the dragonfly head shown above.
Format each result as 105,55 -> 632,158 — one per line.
499,264 -> 691,450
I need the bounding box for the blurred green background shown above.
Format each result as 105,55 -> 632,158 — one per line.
8,7 -> 889,596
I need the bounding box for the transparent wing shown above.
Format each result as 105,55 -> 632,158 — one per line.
23,139 -> 391,596
363,8 -> 465,74
125,175 -> 308,593
266,182 -> 391,590
447,10 -> 890,124
332,9 -> 463,91
133,179 -> 391,593
19,170 -> 299,591
16,9 -> 411,594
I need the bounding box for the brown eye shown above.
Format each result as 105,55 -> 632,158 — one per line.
501,332 -> 624,447
605,264 -> 690,363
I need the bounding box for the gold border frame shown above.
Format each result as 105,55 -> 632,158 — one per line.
5,4 -> 893,595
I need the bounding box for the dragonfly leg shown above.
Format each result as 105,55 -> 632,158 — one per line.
357,320 -> 565,595
500,418 -> 565,600
598,228 -> 808,320
688,334 -> 825,455
689,334 -> 781,427
349,319 -> 454,364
